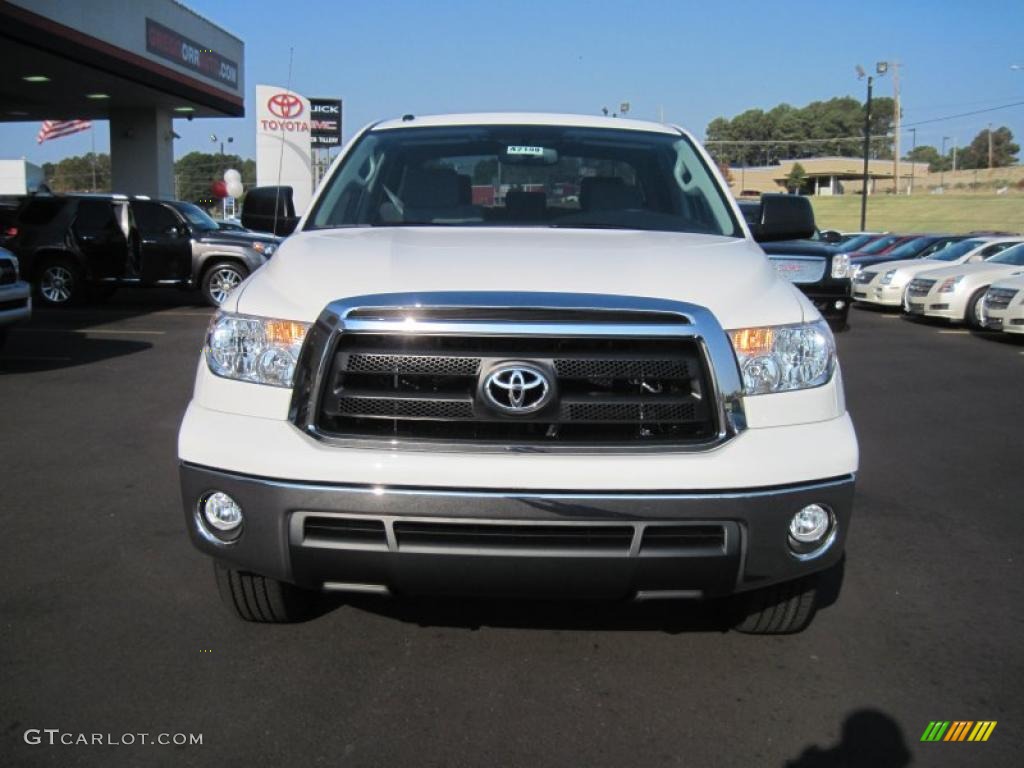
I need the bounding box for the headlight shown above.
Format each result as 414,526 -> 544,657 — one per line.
937,276 -> 963,293
205,312 -> 310,387
880,269 -> 897,285
831,253 -> 850,279
251,242 -> 277,257
728,320 -> 836,395
849,264 -> 862,279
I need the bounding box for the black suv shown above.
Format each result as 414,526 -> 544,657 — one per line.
738,199 -> 852,330
5,195 -> 280,307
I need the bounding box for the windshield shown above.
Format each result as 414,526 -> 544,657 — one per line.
931,239 -> 985,262
306,124 -> 741,236
858,235 -> 901,254
988,244 -> 1024,266
837,234 -> 876,253
172,202 -> 219,232
883,236 -> 931,260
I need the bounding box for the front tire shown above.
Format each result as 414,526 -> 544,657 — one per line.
964,286 -> 988,329
201,261 -> 248,307
213,562 -> 316,623
732,573 -> 820,634
36,256 -> 85,307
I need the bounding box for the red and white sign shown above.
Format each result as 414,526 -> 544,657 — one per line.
256,85 -> 312,214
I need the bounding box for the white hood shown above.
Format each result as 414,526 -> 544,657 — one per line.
234,227 -> 807,329
909,261 -> 1022,282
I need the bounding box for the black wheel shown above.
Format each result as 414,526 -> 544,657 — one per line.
732,573 -> 820,634
964,286 -> 988,330
213,561 -> 316,623
36,256 -> 85,307
201,261 -> 248,307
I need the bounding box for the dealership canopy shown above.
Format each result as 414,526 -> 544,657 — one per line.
0,0 -> 245,197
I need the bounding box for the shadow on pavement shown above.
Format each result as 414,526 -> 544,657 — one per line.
333,593 -> 731,634
784,709 -> 911,768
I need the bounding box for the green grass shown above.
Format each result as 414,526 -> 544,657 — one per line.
809,195 -> 1024,234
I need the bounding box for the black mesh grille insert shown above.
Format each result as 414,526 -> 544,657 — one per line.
314,329 -> 715,446
640,525 -> 726,553
393,521 -> 634,553
302,517 -> 388,548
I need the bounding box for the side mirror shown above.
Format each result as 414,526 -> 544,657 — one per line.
240,186 -> 299,237
164,224 -> 184,237
751,194 -> 816,242
820,229 -> 843,244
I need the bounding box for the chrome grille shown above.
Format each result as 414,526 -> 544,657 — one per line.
984,287 -> 1018,311
768,256 -> 827,284
0,259 -> 16,286
316,334 -> 714,446
907,278 -> 937,298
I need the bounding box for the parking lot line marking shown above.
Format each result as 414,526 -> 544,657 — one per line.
937,330 -> 970,335
0,355 -> 73,362
82,329 -> 165,335
15,328 -> 165,336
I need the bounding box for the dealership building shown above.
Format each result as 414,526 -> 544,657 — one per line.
0,0 -> 243,198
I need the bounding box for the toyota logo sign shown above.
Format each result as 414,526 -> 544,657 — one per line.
267,93 -> 303,119
481,363 -> 553,415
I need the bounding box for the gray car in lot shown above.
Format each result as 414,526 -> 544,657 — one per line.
5,195 -> 280,307
0,246 -> 31,348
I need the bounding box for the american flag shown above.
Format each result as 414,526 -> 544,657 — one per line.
37,120 -> 92,144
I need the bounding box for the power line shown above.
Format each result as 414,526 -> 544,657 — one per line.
900,100 -> 1024,128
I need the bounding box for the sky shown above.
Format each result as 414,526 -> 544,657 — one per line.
3,0 -> 1023,165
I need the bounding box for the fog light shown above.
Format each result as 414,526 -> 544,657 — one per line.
789,504 -> 831,543
835,300 -> 846,310
202,492 -> 243,532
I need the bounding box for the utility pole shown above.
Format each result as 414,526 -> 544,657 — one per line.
988,123 -> 994,169
860,75 -> 873,230
908,127 -> 916,195
941,136 -> 949,190
952,138 -> 957,174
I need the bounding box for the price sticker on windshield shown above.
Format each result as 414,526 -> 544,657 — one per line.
506,146 -> 547,157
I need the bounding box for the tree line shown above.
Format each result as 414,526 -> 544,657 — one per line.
704,97 -> 1018,172
39,152 -> 257,202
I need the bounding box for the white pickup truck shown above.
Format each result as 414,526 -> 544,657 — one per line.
178,113 -> 858,633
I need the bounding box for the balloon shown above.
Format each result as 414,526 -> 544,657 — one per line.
226,179 -> 244,198
223,168 -> 241,183
211,179 -> 228,198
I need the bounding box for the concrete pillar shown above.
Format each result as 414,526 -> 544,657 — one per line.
109,108 -> 175,198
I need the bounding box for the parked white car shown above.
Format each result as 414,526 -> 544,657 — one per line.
178,113 -> 858,634
0,246 -> 31,349
906,243 -> 1024,327
853,237 -> 1024,308
981,274 -> 1024,334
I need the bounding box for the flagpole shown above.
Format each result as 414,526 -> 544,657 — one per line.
90,124 -> 97,192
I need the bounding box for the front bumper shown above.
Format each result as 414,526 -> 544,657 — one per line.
795,278 -> 851,329
906,296 -> 958,320
181,463 -> 854,600
0,281 -> 32,326
854,282 -> 903,307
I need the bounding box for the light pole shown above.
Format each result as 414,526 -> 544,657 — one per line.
855,64 -> 886,230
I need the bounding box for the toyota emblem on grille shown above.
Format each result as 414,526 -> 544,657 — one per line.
482,364 -> 553,414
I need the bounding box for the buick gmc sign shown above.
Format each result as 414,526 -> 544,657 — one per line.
310,99 -> 343,146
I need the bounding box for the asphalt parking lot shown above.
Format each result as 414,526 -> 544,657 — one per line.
1,296 -> 1021,767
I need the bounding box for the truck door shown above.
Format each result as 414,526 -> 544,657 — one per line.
132,201 -> 191,283
70,199 -> 127,279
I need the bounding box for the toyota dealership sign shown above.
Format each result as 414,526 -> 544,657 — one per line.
256,84 -> 313,213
